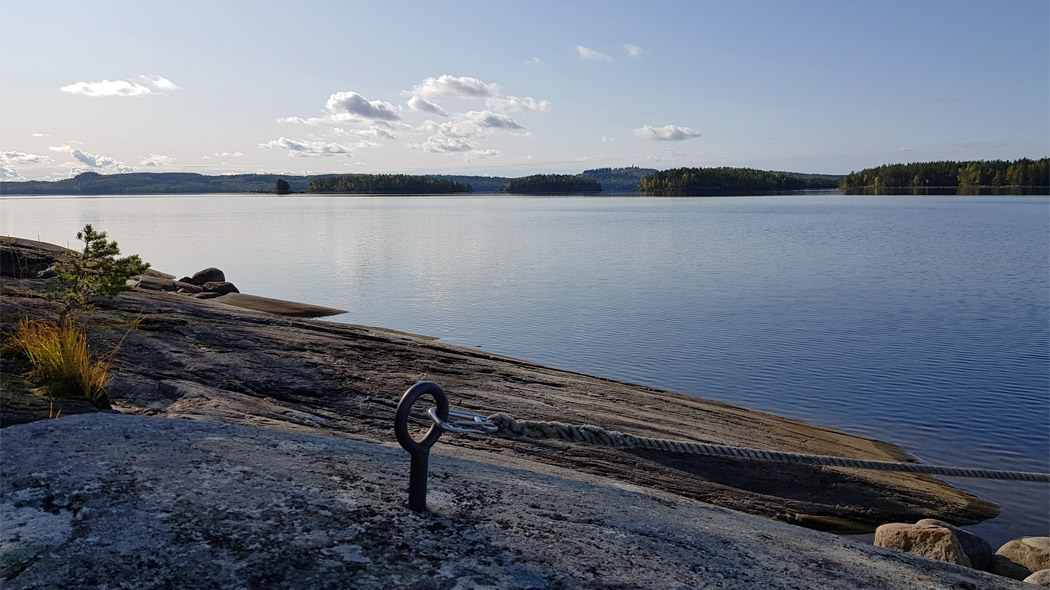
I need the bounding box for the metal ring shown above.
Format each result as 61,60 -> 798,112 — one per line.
394,381 -> 449,455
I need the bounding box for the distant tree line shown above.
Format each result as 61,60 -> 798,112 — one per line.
580,167 -> 658,192
637,167 -> 837,195
308,174 -> 472,194
841,158 -> 1049,192
503,174 -> 602,194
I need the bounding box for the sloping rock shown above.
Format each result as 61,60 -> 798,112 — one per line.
188,267 -> 225,285
997,537 -> 1050,575
0,414 -> 1029,590
0,237 -> 67,278
874,522 -> 971,567
917,518 -> 993,570
202,281 -> 239,294
173,280 -> 202,294
129,275 -> 177,291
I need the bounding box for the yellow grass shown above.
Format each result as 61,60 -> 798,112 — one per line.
3,318 -> 111,408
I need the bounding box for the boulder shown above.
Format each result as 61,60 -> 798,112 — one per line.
142,268 -> 175,279
1025,569 -> 1050,587
916,518 -> 992,570
131,275 -> 177,292
202,281 -> 239,295
187,267 -> 225,285
874,522 -> 972,567
36,268 -> 57,279
172,281 -> 202,294
996,537 -> 1050,575
989,554 -> 1031,580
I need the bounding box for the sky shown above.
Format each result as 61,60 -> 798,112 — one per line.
1,0 -> 1048,181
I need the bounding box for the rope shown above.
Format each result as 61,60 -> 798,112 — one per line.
486,413 -> 1050,483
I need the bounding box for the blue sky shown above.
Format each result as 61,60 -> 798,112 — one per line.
1,0 -> 1047,181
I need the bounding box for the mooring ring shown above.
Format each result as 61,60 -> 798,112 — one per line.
394,381 -> 450,455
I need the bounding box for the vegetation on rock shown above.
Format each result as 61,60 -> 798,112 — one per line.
638,167 -> 838,195
840,158 -> 1050,193
308,174 -> 473,194
47,224 -> 149,311
2,318 -> 113,408
503,174 -> 601,194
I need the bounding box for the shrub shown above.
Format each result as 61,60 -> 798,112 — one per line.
47,224 -> 149,311
2,318 -> 112,408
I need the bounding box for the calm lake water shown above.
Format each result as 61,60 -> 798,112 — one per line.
2,192 -> 1047,546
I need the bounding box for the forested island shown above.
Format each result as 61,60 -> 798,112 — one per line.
580,167 -> 658,192
308,174 -> 472,194
840,158 -> 1050,194
502,174 -> 602,194
637,167 -> 840,195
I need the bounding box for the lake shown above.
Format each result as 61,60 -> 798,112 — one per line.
2,192 -> 1047,547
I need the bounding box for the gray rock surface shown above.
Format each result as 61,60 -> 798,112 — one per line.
0,414 -> 1027,590
188,267 -> 225,285
874,523 -> 972,567
916,517 -> 993,570
997,537 -> 1050,575
202,280 -> 239,294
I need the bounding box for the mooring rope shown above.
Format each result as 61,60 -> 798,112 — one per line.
483,413 -> 1050,483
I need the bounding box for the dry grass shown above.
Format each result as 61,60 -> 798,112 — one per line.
2,318 -> 112,408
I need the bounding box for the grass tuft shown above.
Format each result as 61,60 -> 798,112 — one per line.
2,318 -> 112,408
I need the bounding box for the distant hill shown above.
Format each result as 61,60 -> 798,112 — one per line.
638,167 -> 841,195
0,172 -> 337,195
580,167 -> 658,193
429,175 -> 510,192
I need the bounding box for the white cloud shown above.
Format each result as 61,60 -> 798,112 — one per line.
409,75 -> 500,101
624,44 -> 643,57
407,95 -> 448,117
325,91 -> 401,121
141,154 -> 174,167
214,151 -> 244,158
577,46 -> 611,61
526,57 -> 543,65
333,127 -> 400,140
633,124 -> 702,141
0,165 -> 26,181
259,137 -> 354,158
1,151 -> 52,165
486,95 -> 551,113
59,75 -> 180,97
408,136 -> 474,153
467,148 -> 500,159
31,132 -> 50,137
47,145 -> 133,171
601,136 -> 615,143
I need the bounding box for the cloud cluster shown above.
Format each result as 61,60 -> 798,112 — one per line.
633,124 -> 702,141
259,137 -> 354,158
141,154 -> 174,167
577,46 -> 612,62
269,74 -> 550,162
60,75 -> 180,97
47,144 -> 134,172
1,151 -> 52,165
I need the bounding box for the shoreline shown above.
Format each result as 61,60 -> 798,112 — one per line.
0,237 -> 997,534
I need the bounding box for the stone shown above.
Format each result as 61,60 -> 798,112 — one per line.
1025,569 -> 1050,587
874,522 -> 972,567
131,275 -> 177,291
988,554 -> 1031,580
172,280 -> 202,294
142,268 -> 175,279
916,518 -> 992,570
188,267 -> 225,285
194,291 -> 223,299
202,281 -> 239,294
996,537 -> 1050,575
36,268 -> 57,279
